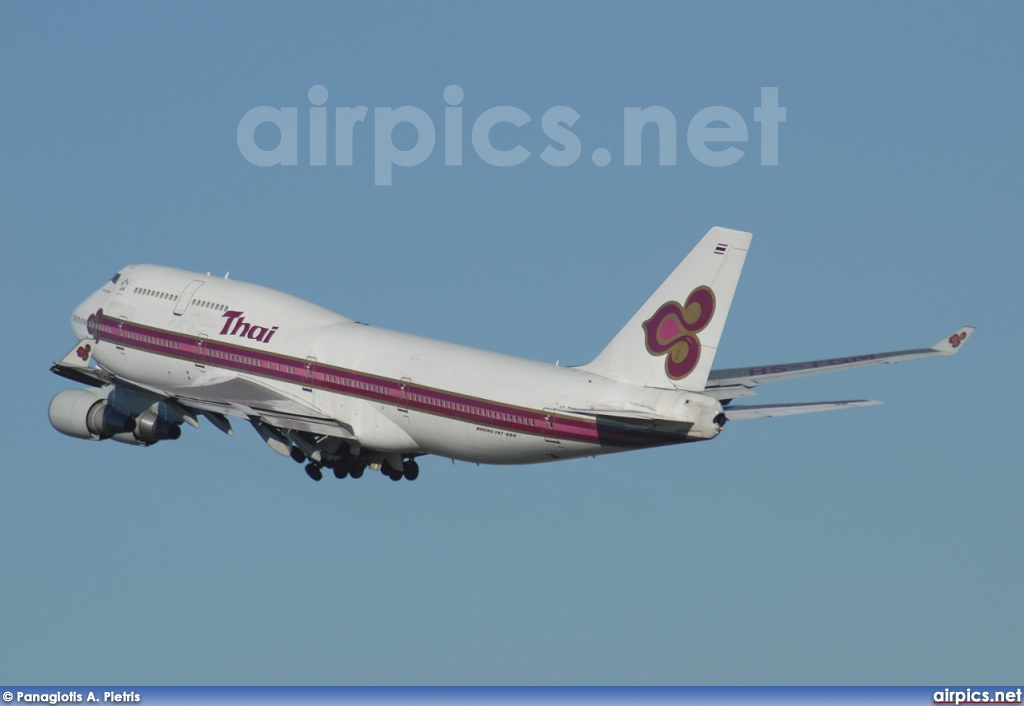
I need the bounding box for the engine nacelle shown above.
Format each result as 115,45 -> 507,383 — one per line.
49,388 -> 183,446
108,432 -> 150,447
130,409 -> 182,444
49,388 -> 136,441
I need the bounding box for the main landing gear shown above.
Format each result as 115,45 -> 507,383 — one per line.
382,458 -> 419,481
403,459 -> 420,481
300,457 -> 360,483
287,440 -> 420,483
331,454 -> 366,480
305,462 -> 323,482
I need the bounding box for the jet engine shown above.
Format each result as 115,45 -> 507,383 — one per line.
123,408 -> 182,444
49,388 -> 182,446
49,388 -> 136,441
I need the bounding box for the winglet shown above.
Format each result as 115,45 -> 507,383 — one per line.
931,326 -> 975,355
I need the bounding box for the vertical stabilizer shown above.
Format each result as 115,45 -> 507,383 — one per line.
578,227 -> 751,391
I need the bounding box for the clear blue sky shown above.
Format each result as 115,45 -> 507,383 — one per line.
2,1 -> 1020,685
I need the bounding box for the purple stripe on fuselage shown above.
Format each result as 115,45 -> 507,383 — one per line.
93,313 -> 680,448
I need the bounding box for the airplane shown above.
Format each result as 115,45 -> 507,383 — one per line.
49,227 -> 973,482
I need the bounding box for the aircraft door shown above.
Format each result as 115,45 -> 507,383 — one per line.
303,356 -> 316,391
174,280 -> 205,316
189,334 -> 208,383
542,408 -> 560,444
116,316 -> 129,366
398,377 -> 412,415
195,333 -> 208,366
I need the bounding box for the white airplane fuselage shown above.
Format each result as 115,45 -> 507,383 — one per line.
69,264 -> 723,465
52,228 -> 973,480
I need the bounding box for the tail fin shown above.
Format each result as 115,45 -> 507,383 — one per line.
578,226 -> 752,391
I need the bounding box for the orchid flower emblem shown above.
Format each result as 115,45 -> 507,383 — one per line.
76,343 -> 92,362
949,332 -> 966,349
642,286 -> 716,380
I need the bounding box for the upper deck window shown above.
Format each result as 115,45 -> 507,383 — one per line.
110,273 -> 121,284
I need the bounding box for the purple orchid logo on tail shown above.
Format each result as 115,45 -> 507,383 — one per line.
642,286 -> 716,380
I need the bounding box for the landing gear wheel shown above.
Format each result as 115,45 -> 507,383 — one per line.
382,460 -> 403,481
333,466 -> 348,479
403,460 -> 420,481
290,447 -> 306,464
349,465 -> 365,479
305,463 -> 323,482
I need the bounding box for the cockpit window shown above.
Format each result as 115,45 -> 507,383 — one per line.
110,273 -> 121,284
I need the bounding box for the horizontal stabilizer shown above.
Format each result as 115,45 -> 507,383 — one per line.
51,339 -> 113,388
725,399 -> 883,420
705,326 -> 974,400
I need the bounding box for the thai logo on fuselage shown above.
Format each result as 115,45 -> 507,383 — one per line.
219,310 -> 279,343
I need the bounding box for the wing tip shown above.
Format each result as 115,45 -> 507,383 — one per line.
931,326 -> 976,355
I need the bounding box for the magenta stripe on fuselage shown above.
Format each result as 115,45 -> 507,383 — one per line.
91,312 -> 677,448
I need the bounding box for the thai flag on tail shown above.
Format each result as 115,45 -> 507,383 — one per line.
714,243 -> 728,255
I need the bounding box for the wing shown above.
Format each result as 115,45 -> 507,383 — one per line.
51,339 -> 355,442
704,326 -> 974,401
163,375 -> 357,439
